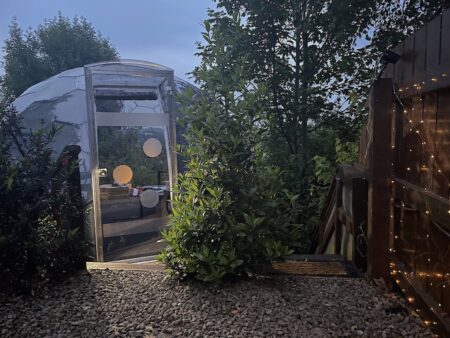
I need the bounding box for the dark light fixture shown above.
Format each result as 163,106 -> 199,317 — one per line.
376,50 -> 402,80
382,50 -> 401,64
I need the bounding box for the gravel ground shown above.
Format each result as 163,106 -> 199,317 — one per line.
0,270 -> 432,337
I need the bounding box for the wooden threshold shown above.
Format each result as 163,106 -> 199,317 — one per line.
86,260 -> 164,271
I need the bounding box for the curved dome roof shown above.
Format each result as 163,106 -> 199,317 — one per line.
14,59 -> 197,113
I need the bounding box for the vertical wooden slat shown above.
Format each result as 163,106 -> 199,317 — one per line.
359,126 -> 368,166
415,211 -> 429,291
414,23 -> 428,83
352,177 -> 368,272
394,101 -> 404,178
398,207 -> 417,272
433,90 -> 450,198
426,15 -> 442,73
384,63 -> 394,79
403,36 -> 416,83
398,99 -> 411,180
335,180 -> 343,255
427,220 -> 448,309
393,42 -> 405,85
444,270 -> 450,316
422,93 -> 438,191
367,78 -> 393,280
402,96 -> 423,187
441,11 -> 450,70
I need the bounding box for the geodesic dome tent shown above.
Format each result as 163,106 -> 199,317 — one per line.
13,60 -> 198,262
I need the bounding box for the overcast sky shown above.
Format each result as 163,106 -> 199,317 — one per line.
0,0 -> 215,82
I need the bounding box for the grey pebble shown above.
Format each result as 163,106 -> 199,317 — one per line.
0,270 -> 433,337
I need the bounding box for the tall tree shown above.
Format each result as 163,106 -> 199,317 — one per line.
1,20 -> 49,98
200,0 -> 450,226
206,0 -> 378,225
1,14 -> 118,97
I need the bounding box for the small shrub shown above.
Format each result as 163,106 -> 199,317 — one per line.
0,102 -> 86,292
159,89 -> 307,282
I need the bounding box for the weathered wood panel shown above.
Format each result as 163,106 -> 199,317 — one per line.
441,10 -> 450,70
389,11 -> 450,97
367,79 -> 393,280
433,90 -> 450,198
422,93 -> 437,191
425,15 -> 441,73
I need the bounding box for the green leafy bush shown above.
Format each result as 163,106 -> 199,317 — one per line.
159,13 -> 308,281
0,102 -> 86,292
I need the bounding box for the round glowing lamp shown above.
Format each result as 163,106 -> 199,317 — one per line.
112,165 -> 133,184
143,138 -> 162,157
140,189 -> 159,208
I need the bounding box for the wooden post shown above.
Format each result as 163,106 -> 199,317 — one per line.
352,176 -> 368,272
367,78 -> 393,281
335,179 -> 343,255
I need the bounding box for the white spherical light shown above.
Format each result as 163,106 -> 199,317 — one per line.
140,189 -> 159,208
143,138 -> 162,157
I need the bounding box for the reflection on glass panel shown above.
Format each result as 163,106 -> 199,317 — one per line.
94,88 -> 162,114
97,126 -> 169,260
95,98 -> 162,113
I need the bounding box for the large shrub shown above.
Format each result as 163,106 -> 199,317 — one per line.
0,102 -> 86,292
159,14 -> 307,281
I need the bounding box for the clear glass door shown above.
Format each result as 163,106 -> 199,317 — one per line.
97,125 -> 169,261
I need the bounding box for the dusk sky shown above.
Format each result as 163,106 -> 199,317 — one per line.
0,0 -> 216,82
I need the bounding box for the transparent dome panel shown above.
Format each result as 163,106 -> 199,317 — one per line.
94,87 -> 162,114
91,72 -> 164,88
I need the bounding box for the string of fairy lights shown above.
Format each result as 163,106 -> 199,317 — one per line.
387,74 -> 450,329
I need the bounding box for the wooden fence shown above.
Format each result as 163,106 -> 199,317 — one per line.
318,9 -> 450,337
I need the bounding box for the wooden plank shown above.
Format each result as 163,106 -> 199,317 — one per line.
352,177 -> 368,272
433,90 -> 450,198
407,96 -> 424,188
86,260 -> 164,271
422,93 -> 438,191
397,98 -> 411,179
394,42 -> 405,85
426,15 -> 442,74
384,63 -> 394,79
441,10 -> 450,70
414,22 -> 428,83
398,205 -> 418,271
398,76 -> 450,98
367,78 -> 393,280
336,207 -> 353,234
392,178 -> 450,231
403,35 -> 416,83
444,272 -> 450,319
